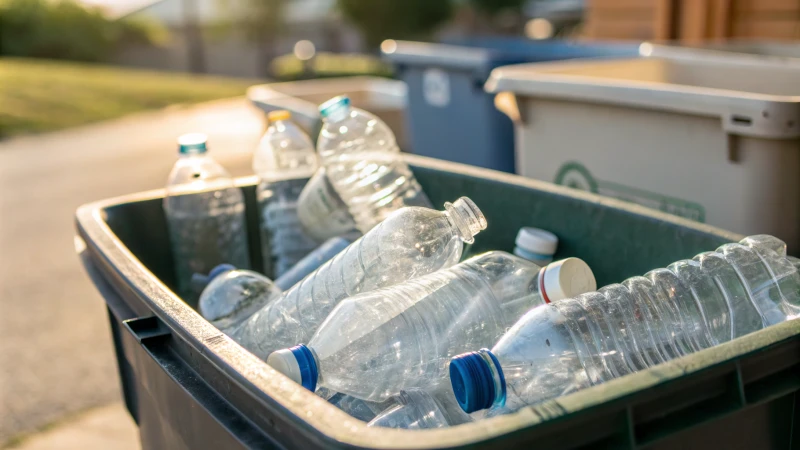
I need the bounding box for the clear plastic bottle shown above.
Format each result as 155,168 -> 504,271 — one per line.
368,384 -> 472,429
228,197 -> 487,360
311,95 -> 433,233
254,110 -> 319,277
163,133 -> 250,300
274,235 -> 355,291
197,265 -> 282,331
321,388 -> 397,422
267,253 -> 596,401
449,235 -> 800,416
297,168 -> 359,242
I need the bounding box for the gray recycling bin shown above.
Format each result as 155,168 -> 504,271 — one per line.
247,76 -> 410,150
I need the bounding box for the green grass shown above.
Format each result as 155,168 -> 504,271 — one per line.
0,58 -> 261,137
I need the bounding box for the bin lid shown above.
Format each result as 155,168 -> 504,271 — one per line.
382,38 -> 640,80
486,56 -> 800,140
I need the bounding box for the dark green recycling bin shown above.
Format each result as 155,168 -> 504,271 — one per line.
77,154 -> 800,449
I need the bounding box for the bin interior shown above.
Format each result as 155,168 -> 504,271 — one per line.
102,163 -> 737,311
518,57 -> 800,96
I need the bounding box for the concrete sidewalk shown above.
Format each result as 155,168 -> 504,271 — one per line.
6,404 -> 138,450
0,98 -> 263,448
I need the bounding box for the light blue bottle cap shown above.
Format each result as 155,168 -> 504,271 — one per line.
267,344 -> 318,392
178,133 -> 208,154
449,349 -> 505,414
318,95 -> 351,119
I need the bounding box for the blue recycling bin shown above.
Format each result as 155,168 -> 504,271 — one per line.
383,38 -> 641,173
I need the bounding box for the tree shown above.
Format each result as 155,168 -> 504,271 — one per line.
468,0 -> 526,17
0,0 -> 166,62
337,0 -> 453,49
217,0 -> 286,78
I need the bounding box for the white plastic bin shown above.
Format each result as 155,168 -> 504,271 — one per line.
246,76 -> 410,150
487,56 -> 800,251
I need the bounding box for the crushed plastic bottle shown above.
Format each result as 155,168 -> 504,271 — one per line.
368,384 -> 472,429
267,253 -> 595,401
296,168 -> 359,242
254,110 -> 319,277
163,133 -> 250,300
449,235 -> 800,416
274,235 -> 355,291
305,95 -> 432,234
228,197 -> 487,359
197,264 -> 282,331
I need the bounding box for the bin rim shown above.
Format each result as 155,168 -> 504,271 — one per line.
486,56 -> 800,140
382,38 -> 641,76
246,76 -> 407,132
647,40 -> 800,66
77,154 -> 778,450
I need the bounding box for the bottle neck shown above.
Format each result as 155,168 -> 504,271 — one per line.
478,349 -> 506,407
444,197 -> 487,244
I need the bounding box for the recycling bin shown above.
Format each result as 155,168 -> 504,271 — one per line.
77,154 -> 800,450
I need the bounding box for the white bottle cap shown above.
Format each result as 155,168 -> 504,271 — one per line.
541,257 -> 596,303
515,227 -> 558,256
267,349 -> 303,384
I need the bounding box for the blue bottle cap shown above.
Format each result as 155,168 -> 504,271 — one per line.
318,95 -> 351,119
208,264 -> 236,281
267,344 -> 318,392
178,133 -> 208,154
190,264 -> 236,294
449,349 -> 505,414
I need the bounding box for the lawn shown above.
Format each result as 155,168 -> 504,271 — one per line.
0,58 -> 261,138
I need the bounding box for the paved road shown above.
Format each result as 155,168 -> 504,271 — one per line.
0,98 -> 264,445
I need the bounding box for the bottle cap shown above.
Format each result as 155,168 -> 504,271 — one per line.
319,95 -> 351,119
515,227 -> 558,257
267,344 -> 318,391
190,264 -> 235,294
540,257 -> 596,303
267,110 -> 291,123
449,349 -> 505,414
177,133 -> 208,154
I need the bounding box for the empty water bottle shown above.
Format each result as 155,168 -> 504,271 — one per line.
197,265 -> 282,330
308,95 -> 432,233
163,133 -> 250,299
368,384 -> 472,429
267,252 -> 595,401
228,197 -> 487,359
254,111 -> 319,277
449,235 -> 800,416
297,168 -> 359,242
274,235 -> 355,291
323,388 -> 397,422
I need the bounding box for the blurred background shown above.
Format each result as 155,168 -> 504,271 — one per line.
2,0 -> 799,449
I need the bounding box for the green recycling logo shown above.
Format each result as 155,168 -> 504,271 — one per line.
554,161 -> 706,222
